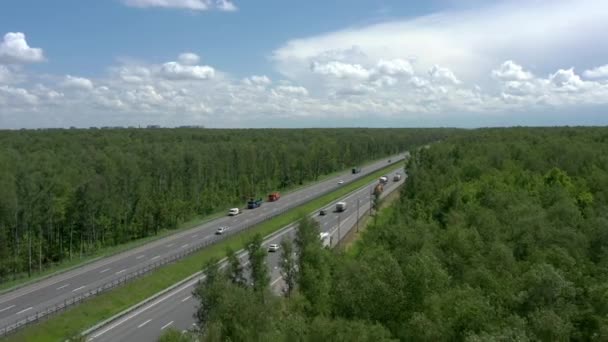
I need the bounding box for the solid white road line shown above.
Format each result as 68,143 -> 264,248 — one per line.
181,296 -> 191,303
161,321 -> 174,330
72,285 -> 86,292
151,255 -> 160,261
181,244 -> 189,249
116,269 -> 126,275
16,307 -> 32,315
0,305 -> 15,313
271,277 -> 282,286
137,319 -> 152,328
136,255 -> 145,259
56,283 -> 70,290
99,268 -> 111,273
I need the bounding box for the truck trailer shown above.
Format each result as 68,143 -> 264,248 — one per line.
351,167 -> 361,174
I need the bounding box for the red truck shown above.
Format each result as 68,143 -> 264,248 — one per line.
268,192 -> 281,202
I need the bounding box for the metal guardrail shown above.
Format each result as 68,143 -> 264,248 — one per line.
0,159 -> 405,338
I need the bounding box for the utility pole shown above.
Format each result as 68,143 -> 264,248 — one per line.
337,214 -> 341,241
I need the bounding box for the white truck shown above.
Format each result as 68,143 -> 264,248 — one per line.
379,176 -> 389,184
319,232 -> 330,248
336,201 -> 347,212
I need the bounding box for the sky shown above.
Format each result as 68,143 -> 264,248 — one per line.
0,0 -> 607,129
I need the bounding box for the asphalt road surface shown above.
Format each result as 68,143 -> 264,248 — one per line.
0,154 -> 406,331
87,168 -> 405,342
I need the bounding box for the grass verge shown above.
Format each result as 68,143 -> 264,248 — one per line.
4,163 -> 402,342
0,155 -> 396,294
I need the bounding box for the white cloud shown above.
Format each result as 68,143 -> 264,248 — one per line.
492,60 -> 533,81
374,59 -> 414,76
122,0 -> 237,11
0,32 -> 44,64
549,68 -> 585,92
177,52 -> 200,65
273,85 -> 309,96
61,75 -> 94,90
243,75 -> 271,86
0,65 -> 14,83
159,61 -> 215,80
215,0 -> 237,11
0,85 -> 38,105
272,0 -> 608,83
584,65 -> 608,79
428,65 -> 460,84
311,61 -> 371,79
123,0 -> 210,10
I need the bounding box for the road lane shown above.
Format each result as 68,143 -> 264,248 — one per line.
88,168 -> 405,342
0,154 -> 406,332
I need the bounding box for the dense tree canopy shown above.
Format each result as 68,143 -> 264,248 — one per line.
171,127 -> 608,342
0,128 -> 450,282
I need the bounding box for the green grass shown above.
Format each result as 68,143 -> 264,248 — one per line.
3,163 -> 400,342
0,156 -> 393,294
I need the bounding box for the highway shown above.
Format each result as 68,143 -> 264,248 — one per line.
86,168 -> 406,342
0,154 -> 406,332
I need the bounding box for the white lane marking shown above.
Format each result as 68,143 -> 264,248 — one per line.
16,307 -> 32,315
56,284 -> 70,290
161,321 -> 174,330
89,275 -> 198,339
181,295 -> 191,302
271,276 -> 282,286
138,319 -> 152,328
99,268 -> 111,274
151,255 -> 160,261
136,255 -> 145,259
72,285 -> 86,292
0,305 -> 15,313
181,244 -> 189,249
166,243 -> 174,248
116,269 -> 126,275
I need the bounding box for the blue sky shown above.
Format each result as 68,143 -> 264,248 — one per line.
0,0 -> 607,128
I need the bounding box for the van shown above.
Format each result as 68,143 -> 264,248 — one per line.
228,208 -> 240,216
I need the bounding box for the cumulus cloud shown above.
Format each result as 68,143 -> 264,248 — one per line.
428,65 -> 460,84
273,85 -> 309,96
122,0 -> 237,11
159,61 -> 215,80
549,68 -> 585,92
584,65 -> 608,79
215,0 -> 237,11
311,61 -> 371,79
0,32 -> 44,64
272,0 -> 608,83
177,52 -> 200,65
492,60 -> 534,81
243,75 -> 271,86
61,75 -> 94,90
374,59 -> 414,76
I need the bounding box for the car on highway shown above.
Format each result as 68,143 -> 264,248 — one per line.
228,208 -> 240,216
216,226 -> 229,235
319,209 -> 327,216
337,180 -> 344,185
268,243 -> 280,252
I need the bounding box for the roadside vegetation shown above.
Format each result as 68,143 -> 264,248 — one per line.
167,127 -> 608,341
0,128 -> 453,285
4,163 -> 401,342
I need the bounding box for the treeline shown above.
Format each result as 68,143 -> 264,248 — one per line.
173,127 -> 608,341
0,128 -> 452,282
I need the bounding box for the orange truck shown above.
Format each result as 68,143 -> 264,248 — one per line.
268,191 -> 281,202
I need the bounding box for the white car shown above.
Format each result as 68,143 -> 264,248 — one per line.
228,208 -> 240,216
337,180 -> 344,185
216,226 -> 229,235
268,244 -> 280,252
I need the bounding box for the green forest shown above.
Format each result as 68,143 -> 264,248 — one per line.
171,127 -> 608,341
0,128 -> 450,282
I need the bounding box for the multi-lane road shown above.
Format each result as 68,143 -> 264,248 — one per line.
0,154 -> 406,332
87,168 -> 406,342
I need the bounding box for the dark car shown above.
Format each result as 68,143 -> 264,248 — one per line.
320,209 -> 327,216
388,159 -> 391,163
